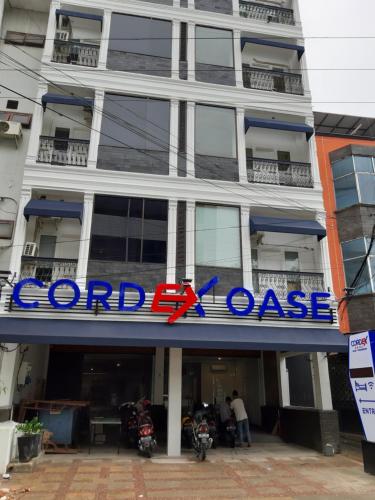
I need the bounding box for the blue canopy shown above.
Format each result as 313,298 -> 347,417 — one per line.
250,216 -> 326,240
42,93 -> 94,110
245,117 -> 314,140
0,318 -> 347,352
241,37 -> 305,60
56,9 -> 103,23
24,200 -> 83,222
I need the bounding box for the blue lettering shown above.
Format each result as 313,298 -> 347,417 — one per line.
118,282 -> 145,312
311,292 -> 332,320
195,276 -> 220,317
259,289 -> 285,318
87,280 -> 113,311
13,278 -> 43,309
227,288 -> 255,316
48,279 -> 80,310
287,291 -> 308,319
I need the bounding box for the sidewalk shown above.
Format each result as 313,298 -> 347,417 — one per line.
1,442 -> 375,499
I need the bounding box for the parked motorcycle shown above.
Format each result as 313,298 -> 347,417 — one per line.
191,405 -> 213,461
120,399 -> 157,458
223,416 -> 236,448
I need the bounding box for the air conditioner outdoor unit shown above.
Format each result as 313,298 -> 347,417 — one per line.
0,121 -> 22,138
23,242 -> 38,257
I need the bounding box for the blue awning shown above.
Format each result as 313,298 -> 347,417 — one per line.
24,200 -> 83,222
0,318 -> 347,352
250,216 -> 326,240
41,93 -> 94,110
245,117 -> 314,140
241,37 -> 305,60
56,9 -> 103,23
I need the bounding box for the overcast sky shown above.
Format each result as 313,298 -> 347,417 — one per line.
298,0 -> 375,118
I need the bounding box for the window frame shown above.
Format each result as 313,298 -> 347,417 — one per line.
195,25 -> 234,68
341,237 -> 375,294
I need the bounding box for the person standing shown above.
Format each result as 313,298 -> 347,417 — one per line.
231,390 -> 251,447
219,396 -> 232,425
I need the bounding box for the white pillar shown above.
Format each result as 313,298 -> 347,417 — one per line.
187,22 -> 195,82
186,201 -> 195,285
171,20 -> 180,80
9,187 -> 32,280
153,347 -> 165,405
173,0 -> 180,7
241,205 -> 253,290
98,9 -> 111,70
167,200 -> 178,283
188,0 -> 195,8
232,0 -> 240,16
169,100 -> 179,177
311,352 -> 333,410
167,348 -> 182,457
0,0 -> 5,35
317,211 -> 333,293
277,353 -> 290,407
26,83 -> 48,164
0,345 -> 19,409
237,108 -> 247,183
76,192 -> 94,289
233,29 -> 243,88
87,89 -> 105,169
42,0 -> 60,64
186,102 -> 195,178
307,117 -> 321,188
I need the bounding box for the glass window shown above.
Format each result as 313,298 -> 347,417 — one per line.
354,156 -> 374,173
195,26 -> 233,68
285,252 -> 300,272
341,238 -> 367,261
334,174 -> 359,210
342,237 -> 375,294
357,174 -> 375,204
343,258 -> 372,295
251,249 -> 258,269
196,205 -> 241,269
90,235 -> 126,261
332,157 -> 354,180
100,94 -> 170,151
109,14 -> 172,59
195,105 -> 237,158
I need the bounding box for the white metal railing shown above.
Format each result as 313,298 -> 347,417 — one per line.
38,137 -> 89,167
243,66 -> 303,95
247,158 -> 313,188
253,270 -> 325,298
52,40 -> 99,67
239,1 -> 295,25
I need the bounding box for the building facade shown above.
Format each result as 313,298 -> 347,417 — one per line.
0,0 -> 347,456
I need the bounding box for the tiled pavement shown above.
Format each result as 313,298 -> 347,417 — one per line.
2,443 -> 375,499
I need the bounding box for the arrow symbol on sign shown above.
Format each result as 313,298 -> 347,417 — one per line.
359,399 -> 375,403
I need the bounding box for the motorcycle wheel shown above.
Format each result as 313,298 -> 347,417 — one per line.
198,448 -> 206,462
230,434 -> 235,448
145,448 -> 152,459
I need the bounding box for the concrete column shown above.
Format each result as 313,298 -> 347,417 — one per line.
153,347 -> 165,405
317,211 -> 333,293
241,205 -> 253,290
277,353 -> 290,407
26,83 -> 48,164
311,352 -> 333,410
233,29 -> 243,88
0,0 -> 5,36
237,108 -> 247,183
9,187 -> 32,280
167,348 -> 182,457
42,0 -> 60,64
98,9 -> 111,70
169,100 -> 179,177
187,22 -> 195,82
76,193 -> 94,289
167,200 -> 178,283
186,102 -> 195,177
87,89 -> 105,169
188,0 -> 195,8
171,20 -> 180,80
307,117 -> 321,189
185,201 -> 195,285
232,0 -> 240,16
173,0 -> 180,7
0,345 -> 19,408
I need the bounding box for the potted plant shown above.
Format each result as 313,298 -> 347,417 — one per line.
16,417 -> 43,463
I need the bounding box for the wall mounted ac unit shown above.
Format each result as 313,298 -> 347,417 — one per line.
0,121 -> 22,138
23,242 -> 38,257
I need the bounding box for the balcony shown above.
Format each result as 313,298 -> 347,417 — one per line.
52,40 -> 100,67
239,1 -> 295,25
20,257 -> 78,283
253,270 -> 325,298
243,66 -> 303,95
38,136 -> 89,167
247,157 -> 313,188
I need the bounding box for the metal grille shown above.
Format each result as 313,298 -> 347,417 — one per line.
253,270 -> 325,298
247,158 -> 313,188
239,1 -> 295,25
38,136 -> 89,167
20,257 -> 78,284
52,40 -> 99,67
243,66 -> 303,95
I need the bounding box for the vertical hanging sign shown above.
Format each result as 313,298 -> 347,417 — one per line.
349,331 -> 375,443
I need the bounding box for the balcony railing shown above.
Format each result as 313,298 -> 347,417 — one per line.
52,40 -> 100,67
239,1 -> 295,25
20,257 -> 78,284
38,136 -> 89,167
247,158 -> 313,188
243,66 -> 303,95
253,270 -> 325,298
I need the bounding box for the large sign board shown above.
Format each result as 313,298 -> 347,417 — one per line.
349,331 -> 375,443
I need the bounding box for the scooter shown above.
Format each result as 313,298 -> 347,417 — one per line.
191,406 -> 213,461
136,399 -> 157,458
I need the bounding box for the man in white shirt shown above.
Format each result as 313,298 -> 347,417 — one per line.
230,390 -> 251,447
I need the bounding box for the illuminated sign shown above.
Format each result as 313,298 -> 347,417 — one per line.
12,277 -> 332,324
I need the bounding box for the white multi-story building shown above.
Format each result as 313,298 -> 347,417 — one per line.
0,0 -> 347,456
